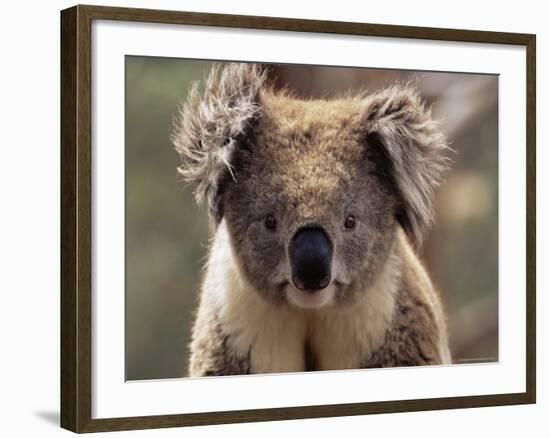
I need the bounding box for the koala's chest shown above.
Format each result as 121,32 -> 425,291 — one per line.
229,308 -> 376,373
247,311 -> 308,373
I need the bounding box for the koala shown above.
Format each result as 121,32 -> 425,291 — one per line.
172,63 -> 452,376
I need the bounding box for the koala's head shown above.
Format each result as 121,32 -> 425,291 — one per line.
173,63 -> 449,309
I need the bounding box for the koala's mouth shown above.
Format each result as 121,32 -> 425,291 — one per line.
284,282 -> 336,309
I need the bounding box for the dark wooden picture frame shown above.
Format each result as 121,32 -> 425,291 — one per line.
61,4 -> 536,433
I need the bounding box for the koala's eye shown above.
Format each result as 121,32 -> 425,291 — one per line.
344,215 -> 356,230
264,215 -> 277,230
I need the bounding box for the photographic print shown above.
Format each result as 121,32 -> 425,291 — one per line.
61,6 -> 535,431
125,58 -> 499,380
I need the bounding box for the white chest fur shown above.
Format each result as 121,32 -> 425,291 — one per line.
221,282 -> 398,373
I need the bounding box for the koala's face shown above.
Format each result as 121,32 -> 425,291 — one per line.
174,63 -> 448,310
223,95 -> 399,308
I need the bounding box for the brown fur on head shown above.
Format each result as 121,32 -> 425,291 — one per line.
173,63 -> 449,308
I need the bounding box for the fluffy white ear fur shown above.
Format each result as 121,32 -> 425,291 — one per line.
362,85 -> 450,245
172,63 -> 267,222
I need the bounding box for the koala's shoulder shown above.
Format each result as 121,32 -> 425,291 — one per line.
364,236 -> 449,367
189,305 -> 251,376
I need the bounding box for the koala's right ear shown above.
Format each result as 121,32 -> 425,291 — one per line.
172,63 -> 267,224
361,85 -> 450,246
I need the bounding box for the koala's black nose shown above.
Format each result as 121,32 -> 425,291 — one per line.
289,227 -> 332,292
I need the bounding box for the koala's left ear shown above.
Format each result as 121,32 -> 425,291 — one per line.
172,63 -> 267,223
361,85 -> 450,245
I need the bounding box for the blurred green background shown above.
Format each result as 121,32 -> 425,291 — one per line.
125,56 -> 498,380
